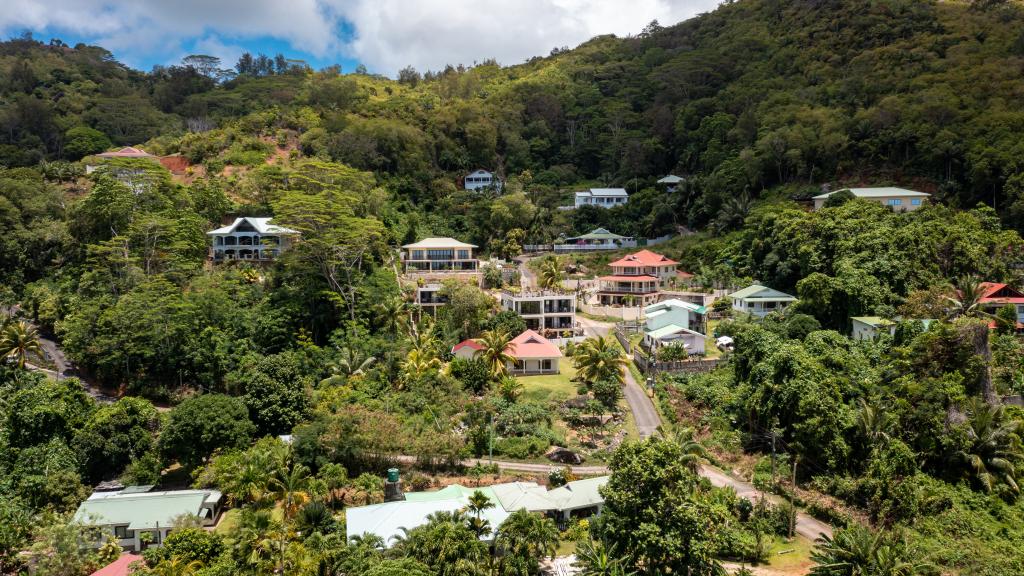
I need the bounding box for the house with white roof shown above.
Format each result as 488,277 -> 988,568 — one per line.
812,187 -> 930,211
850,316 -> 897,340
463,169 -> 501,191
207,217 -> 299,262
657,174 -> 684,192
74,486 -> 223,552
401,237 -> 479,273
729,285 -> 797,318
557,228 -> 636,252
574,188 -> 628,209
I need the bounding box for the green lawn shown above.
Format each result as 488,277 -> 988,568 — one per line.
518,357 -> 579,404
704,319 -> 723,359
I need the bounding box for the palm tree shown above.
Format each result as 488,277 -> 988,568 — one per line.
375,297 -> 412,335
573,336 -> 627,385
945,276 -> 989,320
574,541 -> 636,576
0,321 -> 42,369
147,558 -> 204,576
271,463 -> 311,519
538,256 -> 563,290
476,329 -> 514,379
811,525 -> 933,576
857,399 -> 893,450
954,399 -> 1024,494
320,348 -> 376,386
495,509 -> 561,569
400,347 -> 443,389
464,490 -> 495,537
657,427 -> 709,474
498,376 -> 524,403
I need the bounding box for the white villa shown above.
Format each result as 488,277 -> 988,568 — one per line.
401,238 -> 479,274
464,169 -> 501,191
642,299 -> 707,354
729,285 -> 797,318
500,290 -> 577,335
812,187 -> 930,211
851,316 -> 897,340
574,188 -> 628,209
557,228 -> 635,252
74,486 -> 224,552
207,217 -> 299,262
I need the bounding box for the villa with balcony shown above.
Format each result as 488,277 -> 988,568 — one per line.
401,238 -> 479,274
729,284 -> 798,318
596,250 -> 679,306
501,290 -> 578,336
207,217 -> 299,262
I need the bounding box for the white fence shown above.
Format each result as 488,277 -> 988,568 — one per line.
580,303 -> 644,321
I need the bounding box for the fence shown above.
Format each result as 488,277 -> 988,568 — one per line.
633,351 -> 722,375
612,328 -> 632,354
579,303 -> 643,321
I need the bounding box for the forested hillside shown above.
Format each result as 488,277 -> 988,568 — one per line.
2,1 -> 1024,575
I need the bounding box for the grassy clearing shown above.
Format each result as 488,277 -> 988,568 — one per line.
765,535 -> 815,572
518,357 -> 579,404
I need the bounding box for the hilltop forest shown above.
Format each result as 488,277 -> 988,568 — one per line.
2,0 -> 1024,575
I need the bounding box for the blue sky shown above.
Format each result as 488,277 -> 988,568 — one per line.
2,0 -> 721,76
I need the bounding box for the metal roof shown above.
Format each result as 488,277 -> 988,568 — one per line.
207,217 -> 298,235
657,175 -> 684,184
566,228 -> 630,241
547,476 -> 609,511
401,237 -> 477,249
851,316 -> 896,327
646,324 -> 704,340
728,285 -> 796,301
346,488 -> 510,546
576,188 -> 628,197
813,187 -> 930,200
644,298 -> 707,315
75,489 -> 220,531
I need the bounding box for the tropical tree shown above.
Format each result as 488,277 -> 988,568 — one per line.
321,348 -> 376,386
497,376 -> 524,403
573,336 -> 626,385
810,525 -> 933,576
944,276 -> 992,321
538,256 -> 563,290
857,399 -> 893,450
953,399 -> 1024,494
400,348 -> 443,390
657,427 -> 709,474
476,329 -> 514,379
574,541 -> 636,576
464,490 -> 495,538
0,321 -> 42,369
495,509 -> 561,574
271,463 -> 312,519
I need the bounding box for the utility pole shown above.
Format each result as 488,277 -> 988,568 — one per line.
789,455 -> 799,539
769,420 -> 779,489
488,413 -> 494,466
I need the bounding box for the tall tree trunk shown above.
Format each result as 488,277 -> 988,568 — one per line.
962,321 -> 997,405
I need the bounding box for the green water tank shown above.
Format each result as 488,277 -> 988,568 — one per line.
387,468 -> 400,482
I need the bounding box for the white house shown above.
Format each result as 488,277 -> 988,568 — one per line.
207,217 -> 299,262
812,187 -> 930,211
74,487 -> 224,552
850,317 -> 897,340
464,169 -> 501,191
557,228 -> 636,252
574,188 -> 628,209
506,329 -> 562,375
500,290 -> 576,335
729,285 -> 797,318
642,299 -> 707,355
401,238 -> 479,274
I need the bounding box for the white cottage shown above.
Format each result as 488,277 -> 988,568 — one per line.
464,169 -> 501,191
207,217 -> 299,262
574,188 -> 628,209
729,285 -> 797,318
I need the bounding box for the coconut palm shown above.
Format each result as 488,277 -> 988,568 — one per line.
476,329 -> 514,379
495,509 -> 561,568
271,463 -> 311,519
945,276 -> 991,320
0,321 -> 42,369
400,347 -> 443,389
573,336 -> 627,385
375,297 -> 413,335
657,427 -> 709,474
856,399 -> 894,449
320,348 -> 376,386
464,490 -> 495,537
954,399 -> 1024,494
538,256 -> 563,290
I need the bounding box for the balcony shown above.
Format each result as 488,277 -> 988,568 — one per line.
598,283 -> 658,294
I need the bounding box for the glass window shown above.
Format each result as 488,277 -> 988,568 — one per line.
114,525 -> 129,539
887,198 -> 903,206
911,198 -> 922,205
541,359 -> 552,370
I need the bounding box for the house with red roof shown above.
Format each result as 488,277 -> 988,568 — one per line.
596,249 -> 678,306
978,282 -> 1024,327
505,329 -> 562,375
86,147 -> 159,174
451,339 -> 484,360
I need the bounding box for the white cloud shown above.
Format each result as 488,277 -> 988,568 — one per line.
0,0 -> 721,74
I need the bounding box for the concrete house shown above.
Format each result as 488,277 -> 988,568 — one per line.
851,316 -> 897,340
74,487 -> 224,552
729,285 -> 797,318
506,329 -> 562,375
463,169 -> 501,191
642,299 -> 707,354
500,290 -> 576,335
401,238 -> 479,273
207,217 -> 299,262
451,339 -> 484,360
557,228 -> 635,252
813,187 -> 930,211
597,250 -> 678,306
574,188 -> 628,209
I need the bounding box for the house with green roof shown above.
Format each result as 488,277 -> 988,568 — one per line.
642,299 -> 707,354
556,227 -> 635,252
729,285 -> 797,318
812,187 -> 930,211
74,487 -> 223,552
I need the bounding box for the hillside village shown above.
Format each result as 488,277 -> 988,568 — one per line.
2,1 -> 1024,575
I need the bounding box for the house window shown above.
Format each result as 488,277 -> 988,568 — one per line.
114,525 -> 129,539
887,199 -> 903,206
515,360 -> 525,370
911,198 -> 922,206
541,359 -> 552,371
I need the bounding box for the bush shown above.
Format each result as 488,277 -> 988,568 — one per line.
494,435 -> 550,459
449,358 -> 491,394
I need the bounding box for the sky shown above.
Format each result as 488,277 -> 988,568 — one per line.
1,0 -> 722,76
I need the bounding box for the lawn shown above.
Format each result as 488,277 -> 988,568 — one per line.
518,357 -> 579,404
